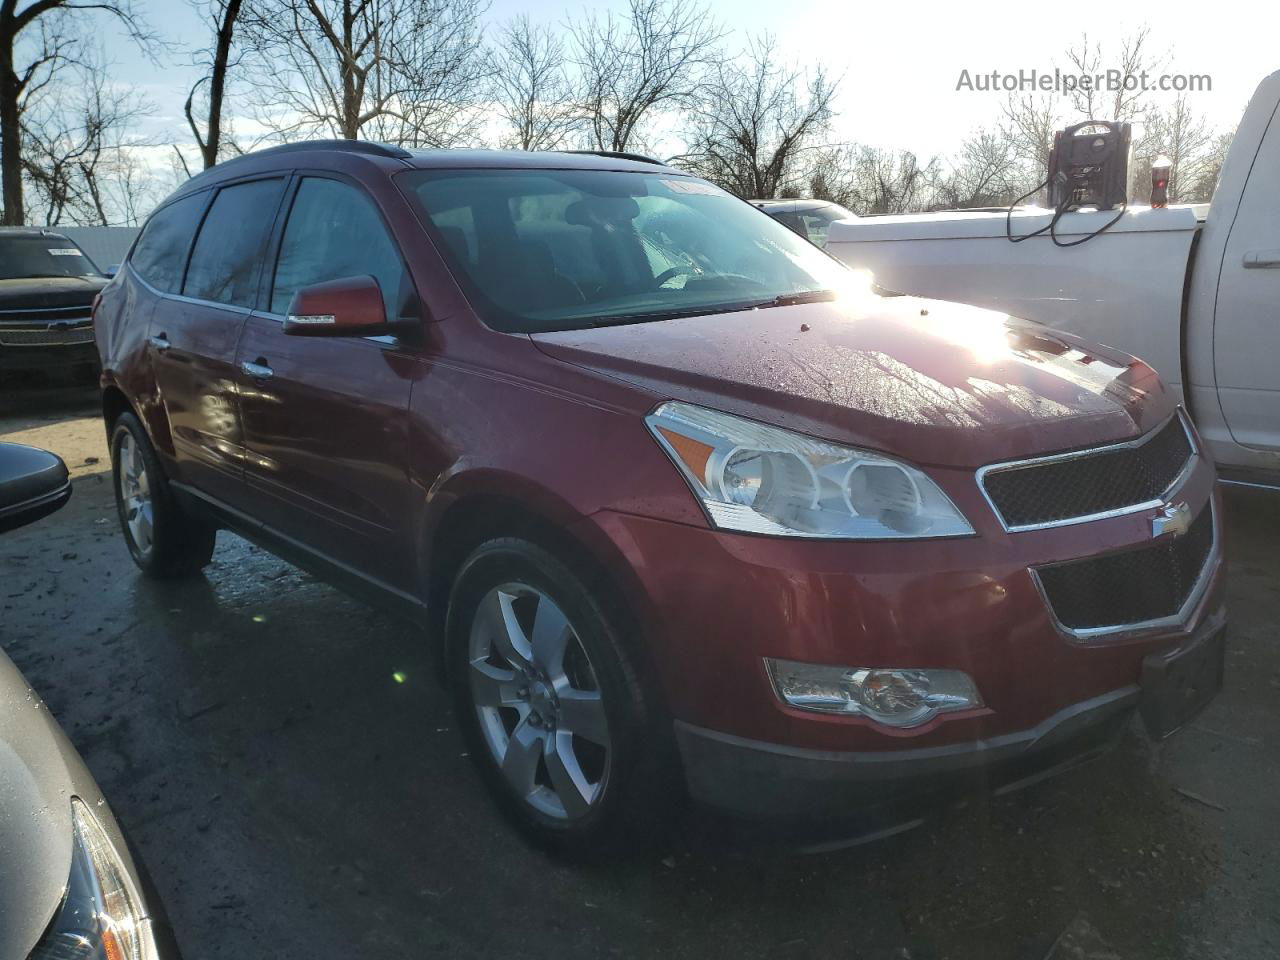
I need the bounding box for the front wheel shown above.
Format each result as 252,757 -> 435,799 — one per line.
446,538 -> 672,856
111,412 -> 216,578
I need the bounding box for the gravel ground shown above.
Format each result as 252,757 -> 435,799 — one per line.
2,379 -> 1277,960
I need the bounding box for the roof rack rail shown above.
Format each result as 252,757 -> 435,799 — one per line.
249,139 -> 413,160
559,149 -> 666,166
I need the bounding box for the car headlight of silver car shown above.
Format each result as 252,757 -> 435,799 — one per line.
645,401 -> 973,539
29,798 -> 158,960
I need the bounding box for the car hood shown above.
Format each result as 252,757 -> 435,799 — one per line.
0,648 -> 77,959
531,295 -> 1172,468
0,276 -> 106,312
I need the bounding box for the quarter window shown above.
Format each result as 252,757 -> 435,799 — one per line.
183,178 -> 285,308
270,178 -> 406,318
130,192 -> 207,293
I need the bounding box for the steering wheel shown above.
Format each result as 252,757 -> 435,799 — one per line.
651,266 -> 699,289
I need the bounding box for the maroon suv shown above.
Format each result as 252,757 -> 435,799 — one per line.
94,142 -> 1225,852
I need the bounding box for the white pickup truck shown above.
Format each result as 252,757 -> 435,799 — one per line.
828,70 -> 1280,489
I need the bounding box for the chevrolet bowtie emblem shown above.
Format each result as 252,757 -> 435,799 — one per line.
1151,501 -> 1192,538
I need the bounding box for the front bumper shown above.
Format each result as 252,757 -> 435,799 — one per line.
0,339 -> 98,372
676,684 -> 1138,821
677,602 -> 1224,821
581,459 -> 1224,820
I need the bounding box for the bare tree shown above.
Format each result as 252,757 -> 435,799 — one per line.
934,127 -> 1032,210
679,35 -> 834,199
1001,91 -> 1060,180
1131,94 -> 1217,203
805,148 -> 851,207
489,14 -> 577,151
243,0 -> 489,146
813,145 -> 939,216
22,52 -> 154,225
1064,28 -> 1164,124
185,0 -> 246,169
0,0 -> 153,224
101,137 -> 163,224
569,0 -> 721,154
1182,129 -> 1233,203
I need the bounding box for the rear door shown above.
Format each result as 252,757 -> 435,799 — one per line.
126,190 -> 207,444
148,177 -> 286,506
234,174 -> 419,589
1213,95 -> 1280,450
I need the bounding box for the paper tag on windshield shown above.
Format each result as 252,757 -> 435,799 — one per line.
48,248 -> 83,256
660,179 -> 720,196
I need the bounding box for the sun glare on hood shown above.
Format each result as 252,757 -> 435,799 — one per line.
914,301 -> 1016,364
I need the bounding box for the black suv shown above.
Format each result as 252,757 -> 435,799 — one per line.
0,228 -> 106,378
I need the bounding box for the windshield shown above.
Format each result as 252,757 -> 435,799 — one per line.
399,169 -> 857,333
0,235 -> 101,280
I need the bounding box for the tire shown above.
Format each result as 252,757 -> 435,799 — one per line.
446,537 -> 673,857
110,411 -> 216,578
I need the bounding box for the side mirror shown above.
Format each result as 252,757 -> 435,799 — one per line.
0,443 -> 71,536
282,275 -> 408,337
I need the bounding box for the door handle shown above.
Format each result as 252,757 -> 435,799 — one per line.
149,334 -> 171,352
240,359 -> 273,379
1243,249 -> 1280,269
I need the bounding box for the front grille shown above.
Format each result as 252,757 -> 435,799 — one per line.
0,304 -> 92,323
1034,502 -> 1214,634
0,324 -> 94,347
980,414 -> 1194,530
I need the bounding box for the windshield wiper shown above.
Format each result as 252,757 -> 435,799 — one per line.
588,304 -> 753,328
746,289 -> 840,309
578,290 -> 841,330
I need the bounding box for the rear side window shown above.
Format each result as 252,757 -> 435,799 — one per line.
270,178 -> 406,317
130,192 -> 207,292
184,178 -> 285,308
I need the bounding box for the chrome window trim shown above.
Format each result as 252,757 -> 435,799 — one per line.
1030,497 -> 1219,643
127,261 -> 253,315
126,265 -> 400,348
976,408 -> 1197,533
1218,477 -> 1280,493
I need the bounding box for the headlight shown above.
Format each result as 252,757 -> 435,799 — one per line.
766,659 -> 983,727
29,798 -> 158,960
645,401 -> 973,539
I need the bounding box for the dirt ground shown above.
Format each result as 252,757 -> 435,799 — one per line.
2,379 -> 1277,960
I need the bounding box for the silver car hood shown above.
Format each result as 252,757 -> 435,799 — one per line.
0,648 -> 85,958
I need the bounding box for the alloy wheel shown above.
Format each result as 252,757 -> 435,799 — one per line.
468,583 -> 611,820
117,432 -> 154,557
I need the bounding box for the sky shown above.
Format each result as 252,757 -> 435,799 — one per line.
99,0 -> 1280,163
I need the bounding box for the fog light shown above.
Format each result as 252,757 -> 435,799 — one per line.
765,659 -> 983,728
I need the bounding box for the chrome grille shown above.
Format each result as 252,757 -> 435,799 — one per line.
979,412 -> 1195,531
0,324 -> 94,347
1033,501 -> 1215,638
0,304 -> 92,323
